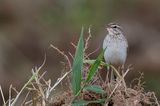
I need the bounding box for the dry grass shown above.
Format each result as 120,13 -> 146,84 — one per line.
50,68 -> 160,106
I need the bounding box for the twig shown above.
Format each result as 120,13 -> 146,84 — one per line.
68,52 -> 73,60
0,86 -> 6,105
70,42 -> 76,48
11,87 -> 19,95
110,65 -> 122,79
21,91 -> 31,105
31,82 -> 37,90
45,79 -> 51,100
36,54 -> 46,74
32,69 -> 46,106
49,71 -> 71,91
152,92 -> 160,106
38,71 -> 47,81
50,44 -> 71,69
9,85 -> 12,106
84,26 -> 92,51
46,70 -> 71,99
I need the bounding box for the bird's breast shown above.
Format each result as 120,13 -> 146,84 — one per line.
104,44 -> 127,66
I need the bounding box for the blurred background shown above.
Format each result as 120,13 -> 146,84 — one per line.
0,0 -> 160,104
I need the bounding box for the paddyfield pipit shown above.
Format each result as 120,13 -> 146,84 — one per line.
103,23 -> 128,79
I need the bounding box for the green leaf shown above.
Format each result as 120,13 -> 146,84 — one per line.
71,99 -> 105,106
72,27 -> 84,96
84,85 -> 105,94
86,49 -> 105,82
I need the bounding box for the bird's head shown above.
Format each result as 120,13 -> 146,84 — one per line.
106,23 -> 123,35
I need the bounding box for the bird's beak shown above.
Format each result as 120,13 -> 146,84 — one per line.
105,24 -> 110,29
105,24 -> 111,31
106,25 -> 110,30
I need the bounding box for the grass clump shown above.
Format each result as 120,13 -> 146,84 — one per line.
0,27 -> 159,106
50,27 -> 160,106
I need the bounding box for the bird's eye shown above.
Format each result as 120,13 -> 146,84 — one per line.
112,25 -> 117,28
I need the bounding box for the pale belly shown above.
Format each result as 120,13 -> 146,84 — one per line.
104,46 -> 127,66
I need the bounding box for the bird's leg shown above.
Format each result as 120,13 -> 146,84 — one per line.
105,64 -> 114,83
105,68 -> 110,84
105,64 -> 111,83
110,68 -> 114,81
121,65 -> 125,75
110,68 -> 117,82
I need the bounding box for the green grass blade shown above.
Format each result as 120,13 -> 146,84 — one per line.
83,85 -> 105,94
72,27 -> 84,96
86,49 -> 105,82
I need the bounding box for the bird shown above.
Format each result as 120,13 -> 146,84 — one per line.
103,23 -> 128,79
